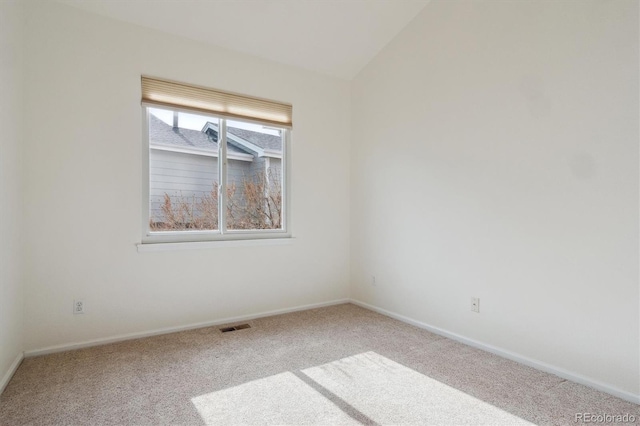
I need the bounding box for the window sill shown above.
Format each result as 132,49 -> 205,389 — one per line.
136,237 -> 295,252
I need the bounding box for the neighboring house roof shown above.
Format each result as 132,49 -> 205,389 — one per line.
149,114 -> 282,159
202,122 -> 282,158
149,114 -> 244,156
227,127 -> 282,151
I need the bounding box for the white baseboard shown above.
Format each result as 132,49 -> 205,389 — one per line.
24,298 -> 350,358
0,352 -> 24,395
21,297 -> 639,405
350,299 -> 640,405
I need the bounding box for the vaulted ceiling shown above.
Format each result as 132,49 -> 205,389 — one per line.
55,0 -> 429,80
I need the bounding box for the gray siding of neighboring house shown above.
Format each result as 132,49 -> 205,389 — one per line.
149,148 -> 282,224
246,157 -> 282,184
227,158 -> 253,189
269,158 -> 282,182
226,156 -> 253,216
149,149 -> 220,221
249,156 -> 267,179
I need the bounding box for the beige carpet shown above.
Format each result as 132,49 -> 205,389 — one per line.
0,303 -> 637,425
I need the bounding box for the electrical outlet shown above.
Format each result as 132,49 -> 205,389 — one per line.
371,275 -> 377,287
73,300 -> 85,314
471,297 -> 480,313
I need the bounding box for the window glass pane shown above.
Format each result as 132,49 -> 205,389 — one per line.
226,120 -> 284,230
148,107 -> 220,231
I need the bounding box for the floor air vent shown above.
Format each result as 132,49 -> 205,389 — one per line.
220,324 -> 251,333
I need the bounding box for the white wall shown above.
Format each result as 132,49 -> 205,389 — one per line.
351,0 -> 639,396
22,1 -> 351,351
0,0 -> 24,385
15,0 -> 639,402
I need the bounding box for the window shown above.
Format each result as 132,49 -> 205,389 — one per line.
141,77 -> 291,244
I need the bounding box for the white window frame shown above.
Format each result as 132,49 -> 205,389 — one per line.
140,105 -> 291,245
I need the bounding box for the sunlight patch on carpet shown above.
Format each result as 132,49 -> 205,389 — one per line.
301,351 -> 534,425
191,371 -> 360,425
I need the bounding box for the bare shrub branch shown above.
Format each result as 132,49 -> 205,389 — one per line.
150,167 -> 282,231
